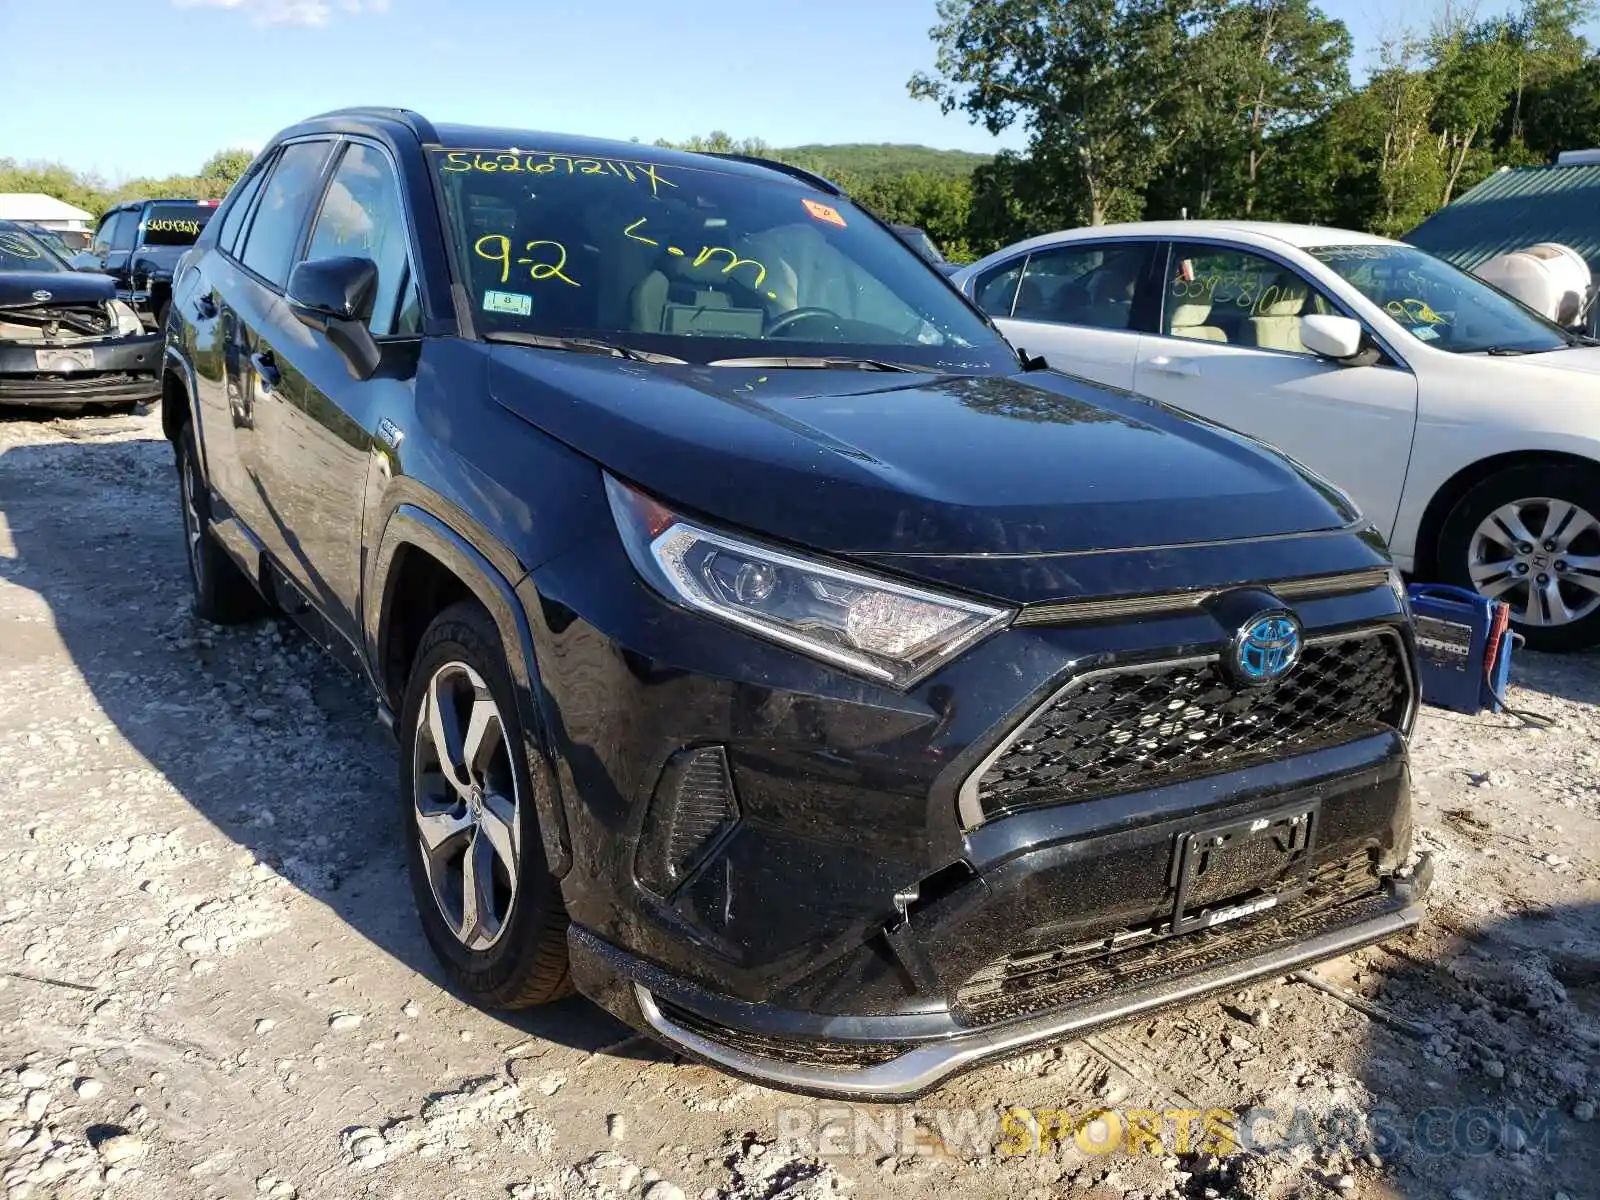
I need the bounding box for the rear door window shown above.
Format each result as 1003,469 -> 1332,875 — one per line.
240,140 -> 333,289
1012,243 -> 1154,330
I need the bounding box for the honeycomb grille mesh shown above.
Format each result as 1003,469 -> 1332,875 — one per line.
974,632 -> 1409,820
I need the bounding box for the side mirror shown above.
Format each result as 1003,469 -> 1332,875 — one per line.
68,251 -> 100,271
1301,313 -> 1369,363
287,256 -> 382,380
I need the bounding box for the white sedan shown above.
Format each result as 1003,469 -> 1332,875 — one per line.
954,221 -> 1600,650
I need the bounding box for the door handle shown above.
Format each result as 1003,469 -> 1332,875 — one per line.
1147,356 -> 1201,378
250,350 -> 281,392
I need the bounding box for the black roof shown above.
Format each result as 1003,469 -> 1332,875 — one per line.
288,108 -> 842,196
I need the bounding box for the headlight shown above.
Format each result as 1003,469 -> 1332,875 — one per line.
109,299 -> 144,336
606,475 -> 1012,688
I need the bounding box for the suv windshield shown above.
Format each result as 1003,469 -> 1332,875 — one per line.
142,202 -> 215,247
431,149 -> 1010,369
0,224 -> 66,272
1309,244 -> 1572,355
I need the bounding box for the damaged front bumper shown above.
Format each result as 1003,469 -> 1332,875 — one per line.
0,332 -> 163,406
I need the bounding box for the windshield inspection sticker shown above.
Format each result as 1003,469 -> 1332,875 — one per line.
801,198 -> 847,227
1412,325 -> 1441,341
483,289 -> 533,316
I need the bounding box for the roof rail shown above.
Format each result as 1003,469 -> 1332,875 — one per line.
306,106 -> 439,144
701,153 -> 844,196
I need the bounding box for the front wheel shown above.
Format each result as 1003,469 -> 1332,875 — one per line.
1437,463 -> 1600,652
399,600 -> 572,1007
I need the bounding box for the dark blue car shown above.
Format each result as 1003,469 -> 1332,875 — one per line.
161,107 -> 1427,1099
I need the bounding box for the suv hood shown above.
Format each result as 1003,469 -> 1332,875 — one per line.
0,270 -> 115,308
487,350 -> 1358,560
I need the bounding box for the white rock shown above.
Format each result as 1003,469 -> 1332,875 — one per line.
16,1068 -> 49,1089
537,1072 -> 566,1096
1572,1100 -> 1594,1122
255,1018 -> 277,1035
401,1001 -> 419,1018
23,1092 -> 47,1122
328,1013 -> 362,1033
1334,1175 -> 1356,1192
96,1134 -> 147,1165
607,1114 -> 627,1140
73,1078 -> 104,1100
643,1183 -> 686,1200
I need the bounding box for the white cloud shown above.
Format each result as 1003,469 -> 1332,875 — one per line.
172,0 -> 389,28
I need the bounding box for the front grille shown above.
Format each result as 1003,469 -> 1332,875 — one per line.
656,1000 -> 908,1070
971,631 -> 1409,820
955,851 -> 1385,1024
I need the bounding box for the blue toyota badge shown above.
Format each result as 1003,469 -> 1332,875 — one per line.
1232,611 -> 1302,686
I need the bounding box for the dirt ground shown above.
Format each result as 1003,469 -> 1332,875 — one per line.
0,407 -> 1595,1200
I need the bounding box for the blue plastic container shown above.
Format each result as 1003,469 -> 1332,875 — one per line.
1407,583 -> 1514,714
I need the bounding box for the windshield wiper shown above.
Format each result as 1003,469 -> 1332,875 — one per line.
706,355 -> 936,373
1480,345 -> 1543,356
483,332 -> 686,365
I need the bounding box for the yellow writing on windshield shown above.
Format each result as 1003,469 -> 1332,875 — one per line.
474,234 -> 580,288
0,233 -> 42,260
442,151 -> 678,196
147,218 -> 202,235
624,217 -> 776,297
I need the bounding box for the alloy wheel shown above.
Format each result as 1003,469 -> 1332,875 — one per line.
1468,497 -> 1600,627
412,662 -> 521,950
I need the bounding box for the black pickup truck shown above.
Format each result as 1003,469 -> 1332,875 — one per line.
72,199 -> 220,330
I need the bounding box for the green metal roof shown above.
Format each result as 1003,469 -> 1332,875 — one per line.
1405,162 -> 1600,273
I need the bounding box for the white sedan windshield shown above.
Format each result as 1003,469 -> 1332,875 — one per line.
1310,245 -> 1572,355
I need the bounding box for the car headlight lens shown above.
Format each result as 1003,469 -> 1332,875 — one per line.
606,474 -> 1012,688
109,299 -> 144,336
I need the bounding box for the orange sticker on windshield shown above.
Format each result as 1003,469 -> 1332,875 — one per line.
801,198 -> 846,227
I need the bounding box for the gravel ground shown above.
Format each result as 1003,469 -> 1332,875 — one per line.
0,407 -> 1596,1200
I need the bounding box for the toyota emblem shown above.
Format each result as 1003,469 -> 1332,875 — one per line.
31,290 -> 52,302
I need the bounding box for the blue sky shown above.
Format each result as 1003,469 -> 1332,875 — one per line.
0,0 -> 1583,181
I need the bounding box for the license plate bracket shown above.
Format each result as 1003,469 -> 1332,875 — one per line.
35,348 -> 95,373
1171,801 -> 1318,935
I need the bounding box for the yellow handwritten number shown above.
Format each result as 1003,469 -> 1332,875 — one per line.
516,240 -> 580,287
475,234 -> 512,284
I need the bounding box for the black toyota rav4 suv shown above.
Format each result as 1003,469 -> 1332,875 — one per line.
163,107 -> 1428,1099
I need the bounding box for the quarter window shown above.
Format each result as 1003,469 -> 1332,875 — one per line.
240,140 -> 333,289
1011,244 -> 1152,330
216,163 -> 268,257
304,143 -> 417,336
1166,243 -> 1335,352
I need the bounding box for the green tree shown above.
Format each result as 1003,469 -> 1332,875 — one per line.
910,0 -> 1196,226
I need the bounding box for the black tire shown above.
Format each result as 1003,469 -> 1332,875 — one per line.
176,422 -> 264,624
1437,462 -> 1600,652
399,600 -> 572,1007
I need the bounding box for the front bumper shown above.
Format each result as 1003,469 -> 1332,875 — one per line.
583,892 -> 1425,1100
0,332 -> 163,406
568,740 -> 1428,1099
522,514 -> 1422,1097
